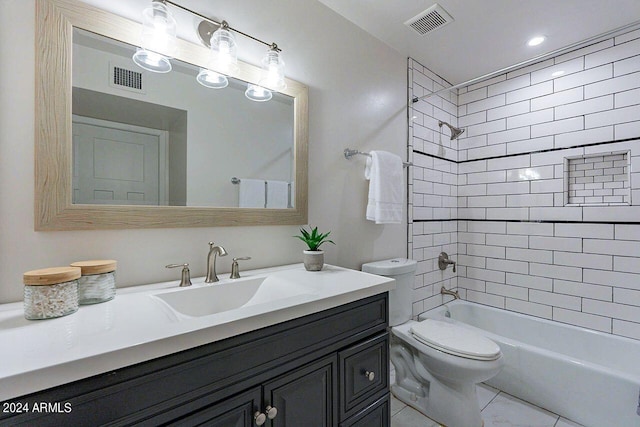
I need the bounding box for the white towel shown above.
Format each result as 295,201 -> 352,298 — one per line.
266,180 -> 289,208
239,179 -> 265,208
365,151 -> 403,224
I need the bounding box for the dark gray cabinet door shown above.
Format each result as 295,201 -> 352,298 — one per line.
265,355 -> 338,427
166,387 -> 261,427
339,333 -> 389,420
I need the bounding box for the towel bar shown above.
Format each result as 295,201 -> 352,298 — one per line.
343,148 -> 412,167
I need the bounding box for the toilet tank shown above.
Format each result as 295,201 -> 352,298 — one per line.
362,258 -> 417,327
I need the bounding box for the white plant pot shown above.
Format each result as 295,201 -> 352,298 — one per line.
303,250 -> 324,271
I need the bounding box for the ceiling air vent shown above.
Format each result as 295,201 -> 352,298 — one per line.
404,4 -> 454,36
109,62 -> 145,94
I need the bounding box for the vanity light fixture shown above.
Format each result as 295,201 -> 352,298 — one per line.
245,84 -> 273,102
196,68 -> 229,89
259,44 -> 286,91
527,35 -> 546,47
132,0 -> 177,73
133,0 -> 287,101
209,21 -> 239,74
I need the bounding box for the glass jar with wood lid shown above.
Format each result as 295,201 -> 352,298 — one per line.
23,267 -> 81,320
70,260 -> 117,305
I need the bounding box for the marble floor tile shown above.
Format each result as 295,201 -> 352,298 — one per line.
391,405 -> 440,427
554,417 -> 584,427
388,363 -> 585,427
477,382 -> 500,410
390,394 -> 407,417
482,392 -> 559,427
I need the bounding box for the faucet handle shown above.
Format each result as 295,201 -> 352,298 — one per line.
438,252 -> 456,273
165,263 -> 192,287
230,257 -> 251,279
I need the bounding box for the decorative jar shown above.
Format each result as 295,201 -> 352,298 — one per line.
23,267 -> 81,320
70,260 -> 117,305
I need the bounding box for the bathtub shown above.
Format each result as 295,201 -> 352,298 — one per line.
419,300 -> 640,427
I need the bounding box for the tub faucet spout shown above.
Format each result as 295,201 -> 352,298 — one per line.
205,242 -> 228,283
441,286 -> 460,300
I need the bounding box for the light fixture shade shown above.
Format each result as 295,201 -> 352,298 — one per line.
196,68 -> 229,89
245,84 -> 272,102
132,1 -> 177,73
133,48 -> 172,73
210,24 -> 238,74
259,47 -> 286,91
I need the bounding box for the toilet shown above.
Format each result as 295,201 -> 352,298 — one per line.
362,258 -> 504,427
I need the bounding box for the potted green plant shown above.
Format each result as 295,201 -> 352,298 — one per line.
294,226 -> 335,271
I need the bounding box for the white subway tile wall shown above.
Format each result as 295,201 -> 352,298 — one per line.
409,30 -> 640,340
409,59 -> 459,316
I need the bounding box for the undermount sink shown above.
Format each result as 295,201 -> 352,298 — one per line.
151,276 -> 316,318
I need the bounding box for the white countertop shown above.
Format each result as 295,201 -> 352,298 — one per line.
0,264 -> 394,401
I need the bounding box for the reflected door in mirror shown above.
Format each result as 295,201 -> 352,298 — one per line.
72,118 -> 168,205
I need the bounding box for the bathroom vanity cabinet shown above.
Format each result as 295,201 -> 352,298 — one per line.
0,293 -> 389,427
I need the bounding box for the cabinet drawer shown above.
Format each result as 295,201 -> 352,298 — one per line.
340,395 -> 389,427
339,332 -> 388,420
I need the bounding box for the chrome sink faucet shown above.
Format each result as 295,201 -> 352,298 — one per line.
205,241 -> 228,283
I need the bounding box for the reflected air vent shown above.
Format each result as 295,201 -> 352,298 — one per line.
113,66 -> 142,90
109,62 -> 145,94
405,4 -> 454,36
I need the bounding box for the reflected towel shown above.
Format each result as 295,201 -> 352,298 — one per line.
239,179 -> 265,208
266,180 -> 289,208
365,150 -> 403,224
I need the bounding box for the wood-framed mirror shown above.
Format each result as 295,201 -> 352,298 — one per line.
35,0 -> 308,230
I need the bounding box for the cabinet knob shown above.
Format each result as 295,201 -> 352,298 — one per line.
364,370 -> 375,381
254,411 -> 267,426
266,405 -> 278,419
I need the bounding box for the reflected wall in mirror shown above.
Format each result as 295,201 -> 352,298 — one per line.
35,0 -> 308,230
72,29 -> 295,208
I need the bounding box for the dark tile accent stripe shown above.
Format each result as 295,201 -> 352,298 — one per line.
413,218 -> 640,225
413,136 -> 640,164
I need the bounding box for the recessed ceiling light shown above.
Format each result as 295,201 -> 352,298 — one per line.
527,36 -> 546,47
551,70 -> 565,77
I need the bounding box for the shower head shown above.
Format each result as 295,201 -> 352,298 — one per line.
439,121 -> 465,140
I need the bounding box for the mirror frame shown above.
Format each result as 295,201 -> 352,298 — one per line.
35,0 -> 308,230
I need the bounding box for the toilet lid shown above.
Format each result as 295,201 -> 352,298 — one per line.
410,319 -> 501,361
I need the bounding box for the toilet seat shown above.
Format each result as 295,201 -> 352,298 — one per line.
410,319 -> 501,361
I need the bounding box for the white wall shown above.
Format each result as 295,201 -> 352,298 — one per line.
410,28 -> 640,340
0,0 -> 407,303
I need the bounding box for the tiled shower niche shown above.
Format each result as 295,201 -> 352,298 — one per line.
564,151 -> 631,206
